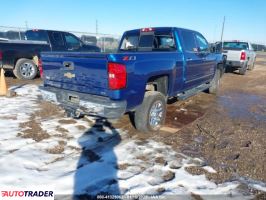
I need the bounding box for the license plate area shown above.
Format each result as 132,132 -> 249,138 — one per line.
68,94 -> 80,104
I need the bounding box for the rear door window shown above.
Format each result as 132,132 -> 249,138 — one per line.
180,30 -> 197,52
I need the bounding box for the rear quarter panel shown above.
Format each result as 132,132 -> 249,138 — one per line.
108,52 -> 183,110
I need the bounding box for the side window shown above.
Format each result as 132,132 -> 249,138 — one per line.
50,32 -> 64,47
195,34 -> 209,52
64,33 -> 81,50
181,31 -> 197,52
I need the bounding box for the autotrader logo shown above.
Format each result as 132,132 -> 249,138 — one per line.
1,190 -> 54,200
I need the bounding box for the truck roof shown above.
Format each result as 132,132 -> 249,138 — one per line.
26,29 -> 69,33
217,40 -> 251,43
124,27 -> 200,34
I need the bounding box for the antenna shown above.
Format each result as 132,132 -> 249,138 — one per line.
220,16 -> 225,50
96,19 -> 98,36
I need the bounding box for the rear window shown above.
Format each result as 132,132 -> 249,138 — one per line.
119,31 -> 176,52
120,35 -> 139,50
139,35 -> 154,48
25,30 -> 49,42
223,42 -> 249,50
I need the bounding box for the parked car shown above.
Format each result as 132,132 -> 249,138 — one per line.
80,35 -> 97,45
0,29 -> 100,79
40,27 -> 224,132
214,41 -> 256,75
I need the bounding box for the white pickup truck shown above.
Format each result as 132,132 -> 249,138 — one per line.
221,41 -> 256,75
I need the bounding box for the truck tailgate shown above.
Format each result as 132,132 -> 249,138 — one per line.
41,52 -> 109,97
223,50 -> 241,61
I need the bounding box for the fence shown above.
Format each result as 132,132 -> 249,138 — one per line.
0,25 -> 121,53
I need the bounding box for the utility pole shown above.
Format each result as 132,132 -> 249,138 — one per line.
96,19 -> 98,36
220,16 -> 225,50
25,21 -> 28,29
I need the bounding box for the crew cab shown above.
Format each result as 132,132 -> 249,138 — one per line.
40,27 -> 224,132
214,41 -> 256,75
0,29 -> 100,79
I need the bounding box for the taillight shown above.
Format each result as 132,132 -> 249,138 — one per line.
108,62 -> 127,90
240,52 -> 246,60
0,51 -> 2,60
38,59 -> 43,78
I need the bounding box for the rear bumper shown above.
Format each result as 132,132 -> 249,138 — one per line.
39,86 -> 127,119
226,60 -> 247,68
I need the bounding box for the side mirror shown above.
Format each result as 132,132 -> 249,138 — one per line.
210,46 -> 216,53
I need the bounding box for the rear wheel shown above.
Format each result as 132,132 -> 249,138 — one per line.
239,63 -> 247,75
248,59 -> 255,71
208,69 -> 221,95
134,91 -> 166,133
13,58 -> 38,80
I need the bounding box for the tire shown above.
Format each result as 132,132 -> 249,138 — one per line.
134,91 -> 166,133
13,58 -> 38,80
239,63 -> 247,75
249,60 -> 255,71
217,63 -> 225,78
208,69 -> 221,95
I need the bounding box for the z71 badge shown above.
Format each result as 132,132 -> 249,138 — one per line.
123,56 -> 136,61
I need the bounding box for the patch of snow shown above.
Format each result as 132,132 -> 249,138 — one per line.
203,166 -> 217,173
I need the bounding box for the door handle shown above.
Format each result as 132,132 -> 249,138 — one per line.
202,57 -> 206,60
186,58 -> 193,61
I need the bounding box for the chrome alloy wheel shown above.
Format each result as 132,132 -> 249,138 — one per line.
20,62 -> 35,78
149,100 -> 164,129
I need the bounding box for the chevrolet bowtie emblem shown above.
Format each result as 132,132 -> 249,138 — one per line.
64,72 -> 76,79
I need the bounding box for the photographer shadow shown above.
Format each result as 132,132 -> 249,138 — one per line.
73,118 -> 121,199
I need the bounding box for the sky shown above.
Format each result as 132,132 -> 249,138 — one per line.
0,0 -> 265,44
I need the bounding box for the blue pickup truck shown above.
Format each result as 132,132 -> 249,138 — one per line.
40,27 -> 224,132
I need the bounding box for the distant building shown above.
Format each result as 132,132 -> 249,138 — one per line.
252,44 -> 266,52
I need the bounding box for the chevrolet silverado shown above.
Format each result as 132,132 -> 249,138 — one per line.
40,27 -> 224,132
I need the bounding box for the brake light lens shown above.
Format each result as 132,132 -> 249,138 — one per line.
240,52 -> 246,60
108,62 -> 127,90
141,28 -> 155,32
0,51 -> 2,60
38,59 -> 43,78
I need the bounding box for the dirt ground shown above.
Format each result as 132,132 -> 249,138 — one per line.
5,52 -> 266,197
114,52 -> 266,197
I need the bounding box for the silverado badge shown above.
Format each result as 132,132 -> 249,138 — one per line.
64,72 -> 76,79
